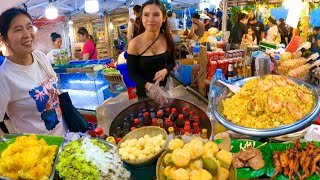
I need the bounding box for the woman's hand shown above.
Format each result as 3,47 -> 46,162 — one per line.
153,69 -> 168,85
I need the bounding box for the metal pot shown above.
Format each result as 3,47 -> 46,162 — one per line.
109,98 -> 212,138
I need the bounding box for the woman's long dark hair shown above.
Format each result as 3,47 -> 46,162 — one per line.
0,8 -> 33,40
138,0 -> 175,60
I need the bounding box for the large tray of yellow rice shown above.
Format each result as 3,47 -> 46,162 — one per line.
212,75 -> 320,137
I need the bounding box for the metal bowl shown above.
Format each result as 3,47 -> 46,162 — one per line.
109,98 -> 212,138
212,77 -> 320,137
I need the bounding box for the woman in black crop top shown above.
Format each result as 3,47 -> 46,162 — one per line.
127,0 -> 175,98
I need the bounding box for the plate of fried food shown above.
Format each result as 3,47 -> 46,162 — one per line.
0,134 -> 64,180
266,140 -> 320,180
229,140 -> 269,179
213,75 -> 320,137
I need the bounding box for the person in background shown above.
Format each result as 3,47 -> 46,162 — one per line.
308,26 -> 320,49
266,16 -> 278,42
47,32 -> 62,64
277,18 -> 289,45
312,34 -> 320,54
227,14 -> 232,31
0,8 -> 65,135
229,12 -> 249,50
130,5 -> 141,38
166,10 -> 178,31
248,15 -> 264,44
127,0 -> 175,99
203,8 -> 211,31
188,13 -> 205,40
0,50 -> 4,66
172,12 -> 180,29
246,27 -> 257,45
216,8 -> 223,30
77,27 -> 97,60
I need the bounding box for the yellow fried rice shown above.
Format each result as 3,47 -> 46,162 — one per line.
222,75 -> 315,129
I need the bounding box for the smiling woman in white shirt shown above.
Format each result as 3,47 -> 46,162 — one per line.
0,8 -> 65,135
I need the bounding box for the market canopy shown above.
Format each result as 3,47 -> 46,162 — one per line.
0,0 -> 199,19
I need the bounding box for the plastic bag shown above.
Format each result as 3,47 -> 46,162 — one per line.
146,84 -> 171,106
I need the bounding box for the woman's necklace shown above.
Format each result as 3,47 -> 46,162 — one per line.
147,34 -> 160,55
150,44 -> 157,55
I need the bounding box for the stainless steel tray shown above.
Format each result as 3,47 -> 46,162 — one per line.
212,77 -> 320,137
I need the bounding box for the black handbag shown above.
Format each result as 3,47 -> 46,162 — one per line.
58,92 -> 88,132
36,58 -> 88,132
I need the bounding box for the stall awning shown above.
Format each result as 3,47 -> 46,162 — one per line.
227,0 -> 283,7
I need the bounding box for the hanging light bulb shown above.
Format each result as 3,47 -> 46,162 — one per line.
85,0 -> 99,13
199,0 -> 210,11
45,1 -> 58,20
210,0 -> 222,7
68,19 -> 74,25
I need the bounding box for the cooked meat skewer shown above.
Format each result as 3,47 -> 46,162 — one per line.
280,151 -> 289,167
310,153 -> 320,176
293,149 -> 302,180
301,154 -> 313,180
271,151 -> 283,180
288,150 -> 295,180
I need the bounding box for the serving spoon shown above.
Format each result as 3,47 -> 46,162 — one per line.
218,80 -> 241,94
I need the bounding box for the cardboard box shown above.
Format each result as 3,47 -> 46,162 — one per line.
174,58 -> 199,85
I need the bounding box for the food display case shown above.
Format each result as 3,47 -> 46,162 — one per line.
54,59 -> 119,110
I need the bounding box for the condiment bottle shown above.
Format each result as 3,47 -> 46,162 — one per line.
175,114 -> 185,134
170,108 -> 178,122
157,118 -> 164,128
150,108 -> 156,119
193,122 -> 200,135
164,118 -> 173,131
201,128 -> 208,139
116,127 -> 122,138
166,127 -> 175,148
182,107 -> 189,119
227,60 -> 235,83
182,121 -> 191,135
194,115 -> 200,125
134,118 -> 141,128
156,111 -> 163,119
143,112 -> 152,126
152,118 -> 158,126
165,107 -> 171,118
142,108 -> 147,114
94,127 -> 106,139
158,106 -> 163,113
116,137 -> 122,144
123,118 -> 130,135
106,136 -> 116,144
189,111 -> 195,124
138,113 -> 143,124
129,114 -> 134,127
